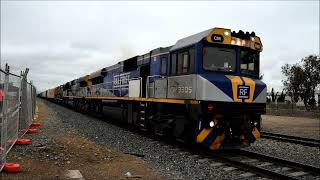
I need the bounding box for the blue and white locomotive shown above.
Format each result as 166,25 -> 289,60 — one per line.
43,27 -> 266,149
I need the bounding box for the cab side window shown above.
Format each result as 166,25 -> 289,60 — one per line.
177,51 -> 187,74
161,57 -> 167,75
182,53 -> 189,74
177,47 -> 195,75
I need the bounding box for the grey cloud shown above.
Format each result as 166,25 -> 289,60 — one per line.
1,1 -> 319,92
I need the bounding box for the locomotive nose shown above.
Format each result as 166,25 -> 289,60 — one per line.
225,75 -> 266,103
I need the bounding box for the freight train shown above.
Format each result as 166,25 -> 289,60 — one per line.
40,27 -> 266,149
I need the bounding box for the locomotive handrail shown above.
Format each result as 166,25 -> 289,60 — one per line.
146,75 -> 166,98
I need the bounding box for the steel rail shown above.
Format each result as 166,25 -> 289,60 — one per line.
238,149 -> 320,173
212,153 -> 299,180
209,149 -> 320,179
261,131 -> 320,147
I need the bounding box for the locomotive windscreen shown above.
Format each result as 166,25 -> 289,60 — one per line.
203,46 -> 236,72
240,50 -> 260,77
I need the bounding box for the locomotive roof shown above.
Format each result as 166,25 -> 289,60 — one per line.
78,75 -> 90,82
89,68 -> 108,79
170,28 -> 212,51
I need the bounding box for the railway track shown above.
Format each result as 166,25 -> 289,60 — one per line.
89,118 -> 320,179
54,103 -> 320,179
210,149 -> 320,180
158,139 -> 320,179
109,125 -> 320,179
261,131 -> 320,147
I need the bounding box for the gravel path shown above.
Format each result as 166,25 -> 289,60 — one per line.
41,98 -> 320,179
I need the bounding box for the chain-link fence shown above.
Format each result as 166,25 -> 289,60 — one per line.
0,64 -> 37,172
0,70 -> 6,173
6,73 -> 21,154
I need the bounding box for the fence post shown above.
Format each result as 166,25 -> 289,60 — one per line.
4,64 -> 10,152
18,70 -> 31,136
0,71 -> 3,171
0,65 -> 9,171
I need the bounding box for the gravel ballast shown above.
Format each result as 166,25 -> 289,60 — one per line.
41,98 -> 320,179
41,99 -> 250,179
245,138 -> 320,168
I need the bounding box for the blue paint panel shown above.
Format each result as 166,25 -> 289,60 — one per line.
199,73 -> 234,99
166,55 -> 170,74
150,56 -> 160,76
195,43 -> 203,74
253,79 -> 266,100
102,66 -> 140,97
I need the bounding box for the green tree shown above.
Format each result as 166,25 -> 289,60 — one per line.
281,63 -> 304,104
301,55 -> 320,108
281,55 -> 320,109
277,90 -> 286,103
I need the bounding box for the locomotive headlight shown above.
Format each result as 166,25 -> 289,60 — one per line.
236,39 -> 241,46
241,40 -> 246,46
224,30 -> 230,36
251,37 -> 255,42
209,121 -> 215,128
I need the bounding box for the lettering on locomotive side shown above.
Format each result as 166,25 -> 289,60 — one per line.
171,86 -> 193,94
211,34 -> 224,42
178,86 -> 192,94
113,72 -> 131,88
237,85 -> 250,99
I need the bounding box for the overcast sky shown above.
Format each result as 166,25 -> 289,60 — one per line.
1,1 -> 319,92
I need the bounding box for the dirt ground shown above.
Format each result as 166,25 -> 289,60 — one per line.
0,100 -> 162,179
262,115 -> 320,140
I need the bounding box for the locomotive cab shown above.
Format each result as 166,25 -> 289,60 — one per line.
131,27 -> 268,149
194,28 -> 266,149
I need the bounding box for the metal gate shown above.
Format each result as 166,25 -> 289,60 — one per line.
0,64 -> 36,171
